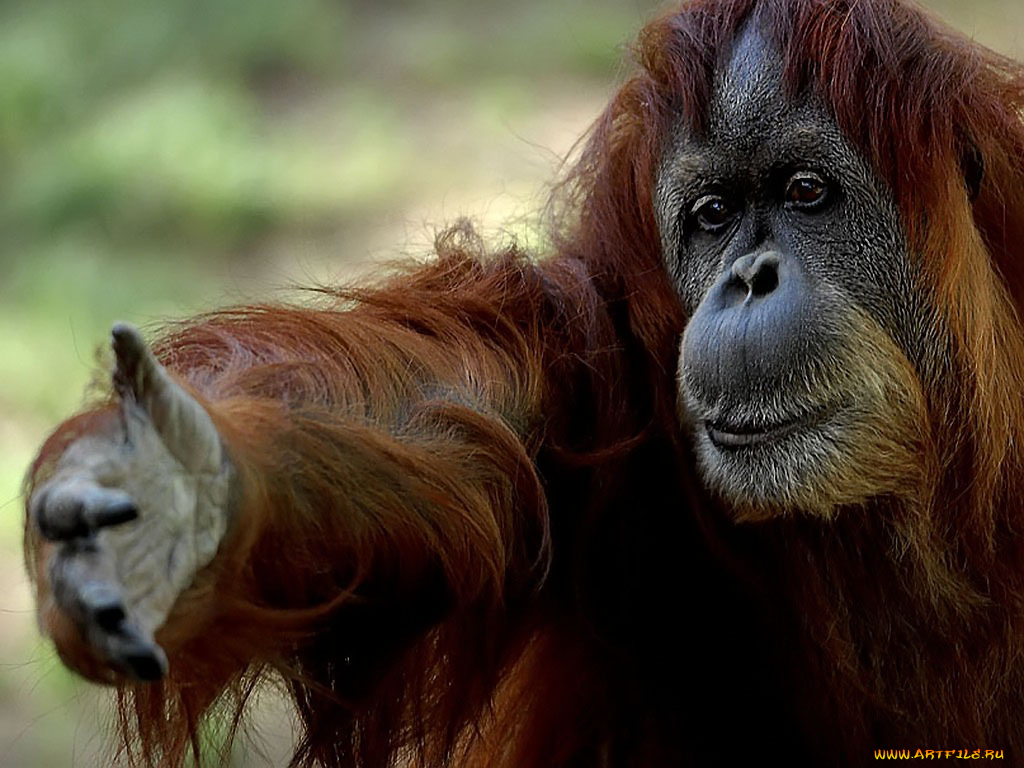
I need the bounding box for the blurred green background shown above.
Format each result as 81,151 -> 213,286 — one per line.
1,0 -> 1021,764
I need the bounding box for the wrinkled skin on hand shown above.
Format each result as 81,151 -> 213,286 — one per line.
28,324 -> 232,681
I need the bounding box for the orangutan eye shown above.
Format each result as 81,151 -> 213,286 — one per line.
692,195 -> 738,233
784,171 -> 830,210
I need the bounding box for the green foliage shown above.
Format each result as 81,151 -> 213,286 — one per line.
1,0 -> 643,252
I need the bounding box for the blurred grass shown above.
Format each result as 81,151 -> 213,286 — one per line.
1,0 -> 651,434
1,0 -> 1021,765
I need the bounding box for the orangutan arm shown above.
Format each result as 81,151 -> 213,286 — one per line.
23,253 -> 568,686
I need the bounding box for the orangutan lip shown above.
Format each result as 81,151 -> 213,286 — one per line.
704,412 -> 818,449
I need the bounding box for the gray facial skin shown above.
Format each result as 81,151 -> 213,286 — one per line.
655,21 -> 938,519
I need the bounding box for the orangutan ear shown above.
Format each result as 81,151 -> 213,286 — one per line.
962,141 -> 985,202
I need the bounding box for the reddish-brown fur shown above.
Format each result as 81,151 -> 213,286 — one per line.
24,0 -> 1024,764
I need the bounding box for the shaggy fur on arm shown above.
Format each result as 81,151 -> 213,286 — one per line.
24,227 -> 665,766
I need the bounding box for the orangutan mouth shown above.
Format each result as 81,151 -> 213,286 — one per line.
704,410 -> 826,449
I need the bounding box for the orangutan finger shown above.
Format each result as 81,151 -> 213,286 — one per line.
111,323 -> 223,474
33,480 -> 138,541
